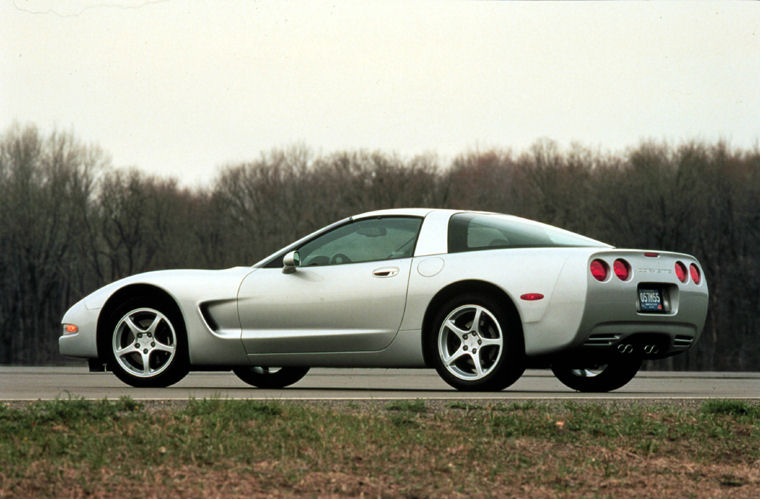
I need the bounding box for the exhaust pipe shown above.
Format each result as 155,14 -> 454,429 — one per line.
643,344 -> 660,355
617,343 -> 634,354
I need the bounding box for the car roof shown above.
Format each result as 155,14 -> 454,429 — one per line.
352,208 -> 459,220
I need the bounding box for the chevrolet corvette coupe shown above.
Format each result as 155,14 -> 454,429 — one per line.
60,209 -> 709,392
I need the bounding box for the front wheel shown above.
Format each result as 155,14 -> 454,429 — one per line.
233,366 -> 310,388
551,357 -> 642,392
428,293 -> 525,391
102,297 -> 189,388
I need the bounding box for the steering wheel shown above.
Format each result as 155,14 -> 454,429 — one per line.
330,253 -> 352,265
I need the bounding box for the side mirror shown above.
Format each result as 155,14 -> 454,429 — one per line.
282,250 -> 300,274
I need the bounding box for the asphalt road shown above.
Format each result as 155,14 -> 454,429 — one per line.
1,367 -> 758,401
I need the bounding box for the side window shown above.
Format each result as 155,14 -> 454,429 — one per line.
466,222 -> 512,249
448,213 -> 601,253
298,217 -> 423,266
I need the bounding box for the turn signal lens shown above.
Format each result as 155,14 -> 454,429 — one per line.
613,259 -> 630,281
64,324 -> 79,334
590,259 -> 609,281
689,264 -> 701,284
675,262 -> 688,283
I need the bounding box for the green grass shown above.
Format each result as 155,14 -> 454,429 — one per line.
1,398 -> 758,497
701,399 -> 760,417
384,399 -> 427,413
447,401 -> 484,411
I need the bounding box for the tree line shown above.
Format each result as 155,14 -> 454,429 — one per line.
1,124 -> 758,370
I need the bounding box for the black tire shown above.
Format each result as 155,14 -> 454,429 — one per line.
551,357 -> 642,392
233,366 -> 310,388
101,296 -> 189,388
427,293 -> 525,391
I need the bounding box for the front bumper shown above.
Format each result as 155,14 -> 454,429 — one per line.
59,299 -> 99,358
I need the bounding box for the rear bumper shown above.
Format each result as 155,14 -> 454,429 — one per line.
572,252 -> 709,359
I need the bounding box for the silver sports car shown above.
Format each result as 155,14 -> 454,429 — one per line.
60,209 -> 709,392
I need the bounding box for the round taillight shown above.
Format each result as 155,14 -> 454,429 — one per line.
689,264 -> 701,284
613,259 -> 630,281
675,261 -> 688,283
590,259 -> 609,281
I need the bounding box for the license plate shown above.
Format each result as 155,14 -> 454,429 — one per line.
639,288 -> 664,312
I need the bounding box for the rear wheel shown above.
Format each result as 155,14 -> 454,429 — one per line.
233,366 -> 309,388
551,357 -> 642,392
102,297 -> 189,387
428,293 -> 525,391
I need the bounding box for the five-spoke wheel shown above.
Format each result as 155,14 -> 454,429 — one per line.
429,294 -> 524,391
103,298 -> 188,387
112,308 -> 177,378
438,304 -> 504,381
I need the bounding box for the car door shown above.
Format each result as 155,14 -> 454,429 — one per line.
237,216 -> 423,354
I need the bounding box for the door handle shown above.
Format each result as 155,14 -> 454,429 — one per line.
373,267 -> 399,278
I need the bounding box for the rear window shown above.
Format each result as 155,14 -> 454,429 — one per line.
448,213 -> 605,253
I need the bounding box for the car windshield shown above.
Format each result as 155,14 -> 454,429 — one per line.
448,213 -> 606,253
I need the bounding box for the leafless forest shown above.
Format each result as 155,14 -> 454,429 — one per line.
1,124 -> 758,370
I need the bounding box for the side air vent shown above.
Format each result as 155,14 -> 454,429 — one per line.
199,303 -> 219,332
583,334 -> 622,347
673,335 -> 694,347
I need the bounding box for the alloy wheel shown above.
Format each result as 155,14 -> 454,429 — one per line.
112,307 -> 177,378
437,304 -> 504,381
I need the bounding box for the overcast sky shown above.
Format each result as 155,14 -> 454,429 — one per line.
2,1 -> 759,186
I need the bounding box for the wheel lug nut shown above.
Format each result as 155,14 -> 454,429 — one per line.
463,345 -> 468,351
463,334 -> 468,339
137,333 -> 143,338
143,349 -> 148,354
135,343 -> 140,348
478,340 -> 482,345
151,342 -> 155,347
472,348 -> 477,354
